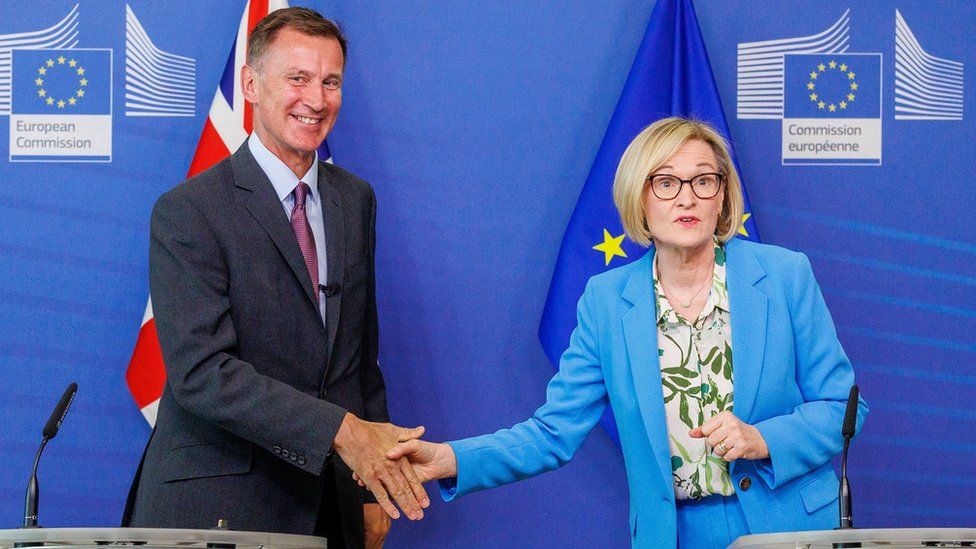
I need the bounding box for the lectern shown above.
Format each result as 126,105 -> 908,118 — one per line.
0,528 -> 327,548
731,528 -> 976,548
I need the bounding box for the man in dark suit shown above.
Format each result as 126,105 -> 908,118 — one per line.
123,8 -> 429,549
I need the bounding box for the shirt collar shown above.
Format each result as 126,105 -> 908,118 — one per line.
248,131 -> 320,205
653,238 -> 729,324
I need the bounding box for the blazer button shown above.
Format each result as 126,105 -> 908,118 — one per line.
273,446 -> 282,455
298,456 -> 307,466
739,476 -> 752,491
290,453 -> 298,461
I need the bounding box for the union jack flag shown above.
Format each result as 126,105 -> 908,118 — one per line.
126,0 -> 333,425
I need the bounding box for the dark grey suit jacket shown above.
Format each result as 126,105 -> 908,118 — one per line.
124,142 -> 388,546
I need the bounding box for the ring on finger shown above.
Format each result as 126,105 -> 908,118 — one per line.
717,441 -> 729,454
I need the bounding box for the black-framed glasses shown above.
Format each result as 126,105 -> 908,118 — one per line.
646,172 -> 724,200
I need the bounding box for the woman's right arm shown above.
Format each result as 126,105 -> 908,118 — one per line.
390,279 -> 611,501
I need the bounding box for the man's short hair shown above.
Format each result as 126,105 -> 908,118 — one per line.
247,7 -> 347,69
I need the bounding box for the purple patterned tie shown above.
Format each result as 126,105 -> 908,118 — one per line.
291,182 -> 319,292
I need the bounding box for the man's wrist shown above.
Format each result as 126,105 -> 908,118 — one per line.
332,412 -> 357,452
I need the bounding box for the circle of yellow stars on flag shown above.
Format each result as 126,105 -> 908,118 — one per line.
35,55 -> 88,109
806,59 -> 857,113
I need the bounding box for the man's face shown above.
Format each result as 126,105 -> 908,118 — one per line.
242,28 -> 343,171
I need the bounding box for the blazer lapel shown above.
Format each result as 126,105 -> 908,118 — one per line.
231,144 -> 320,308
319,167 -> 345,367
725,238 -> 768,424
622,250 -> 674,494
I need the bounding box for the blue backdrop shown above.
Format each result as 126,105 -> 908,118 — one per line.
0,1 -> 973,547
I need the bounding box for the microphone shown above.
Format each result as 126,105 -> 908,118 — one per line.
319,283 -> 341,297
23,382 -> 78,529
838,384 -> 859,530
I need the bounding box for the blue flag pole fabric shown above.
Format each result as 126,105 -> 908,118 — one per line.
538,0 -> 761,445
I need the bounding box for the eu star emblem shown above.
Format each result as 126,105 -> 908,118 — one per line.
784,54 -> 880,119
12,49 -> 111,115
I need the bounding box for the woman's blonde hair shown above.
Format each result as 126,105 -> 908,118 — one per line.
612,117 -> 744,247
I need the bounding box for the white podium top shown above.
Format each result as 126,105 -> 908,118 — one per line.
0,527 -> 327,548
730,528 -> 976,548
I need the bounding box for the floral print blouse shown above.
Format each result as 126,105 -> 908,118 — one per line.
653,240 -> 735,500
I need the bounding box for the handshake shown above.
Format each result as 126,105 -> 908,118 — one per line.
332,413 -> 455,520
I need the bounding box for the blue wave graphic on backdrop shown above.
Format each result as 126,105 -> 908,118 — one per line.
894,9 -> 963,121
736,10 -> 849,119
124,4 -> 195,117
0,4 -> 78,116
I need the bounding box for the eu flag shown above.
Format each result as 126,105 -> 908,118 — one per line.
11,49 -> 111,115
784,53 -> 882,119
538,0 -> 760,444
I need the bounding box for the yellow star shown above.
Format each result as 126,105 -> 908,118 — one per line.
80,78 -> 88,86
37,89 -> 46,97
69,59 -> 77,67
35,77 -> 43,86
76,89 -> 85,97
77,67 -> 85,75
839,101 -> 847,109
828,60 -> 837,69
818,101 -> 826,109
807,82 -> 815,90
810,71 -> 818,79
68,97 -> 76,105
593,229 -> 627,266
850,82 -> 858,91
840,63 -> 848,72
809,92 -> 818,101
818,63 -> 826,71
46,97 -> 54,105
38,67 -> 46,75
46,59 -> 54,67
57,99 -> 65,108
848,71 -> 856,80
57,55 -> 66,64
828,103 -> 837,112
738,213 -> 752,237
847,93 -> 855,101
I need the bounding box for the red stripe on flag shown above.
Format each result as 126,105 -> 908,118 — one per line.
126,319 -> 167,409
187,119 -> 232,178
242,0 -> 269,135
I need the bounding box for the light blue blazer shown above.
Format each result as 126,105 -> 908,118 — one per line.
440,238 -> 868,548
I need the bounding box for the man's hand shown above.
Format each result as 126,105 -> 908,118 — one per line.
363,503 -> 390,549
332,413 -> 429,520
354,440 -> 458,487
689,410 -> 769,462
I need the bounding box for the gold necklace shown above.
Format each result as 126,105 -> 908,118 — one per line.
662,264 -> 714,309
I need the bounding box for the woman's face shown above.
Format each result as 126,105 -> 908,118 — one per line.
642,139 -> 725,254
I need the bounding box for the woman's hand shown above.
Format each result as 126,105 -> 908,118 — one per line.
689,410 -> 769,462
354,440 -> 458,487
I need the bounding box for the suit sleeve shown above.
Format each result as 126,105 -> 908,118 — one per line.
438,279 -> 608,501
357,187 -> 388,505
752,252 -> 868,489
359,187 -> 389,423
149,189 -> 346,477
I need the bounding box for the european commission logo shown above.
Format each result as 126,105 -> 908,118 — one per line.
737,9 -> 964,166
783,54 -> 882,165
9,48 -> 112,162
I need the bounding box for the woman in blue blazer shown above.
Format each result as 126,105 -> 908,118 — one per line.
385,117 -> 867,548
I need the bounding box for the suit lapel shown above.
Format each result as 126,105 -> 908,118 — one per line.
622,250 -> 674,494
231,143 -> 320,308
319,166 -> 344,366
725,238 -> 768,424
